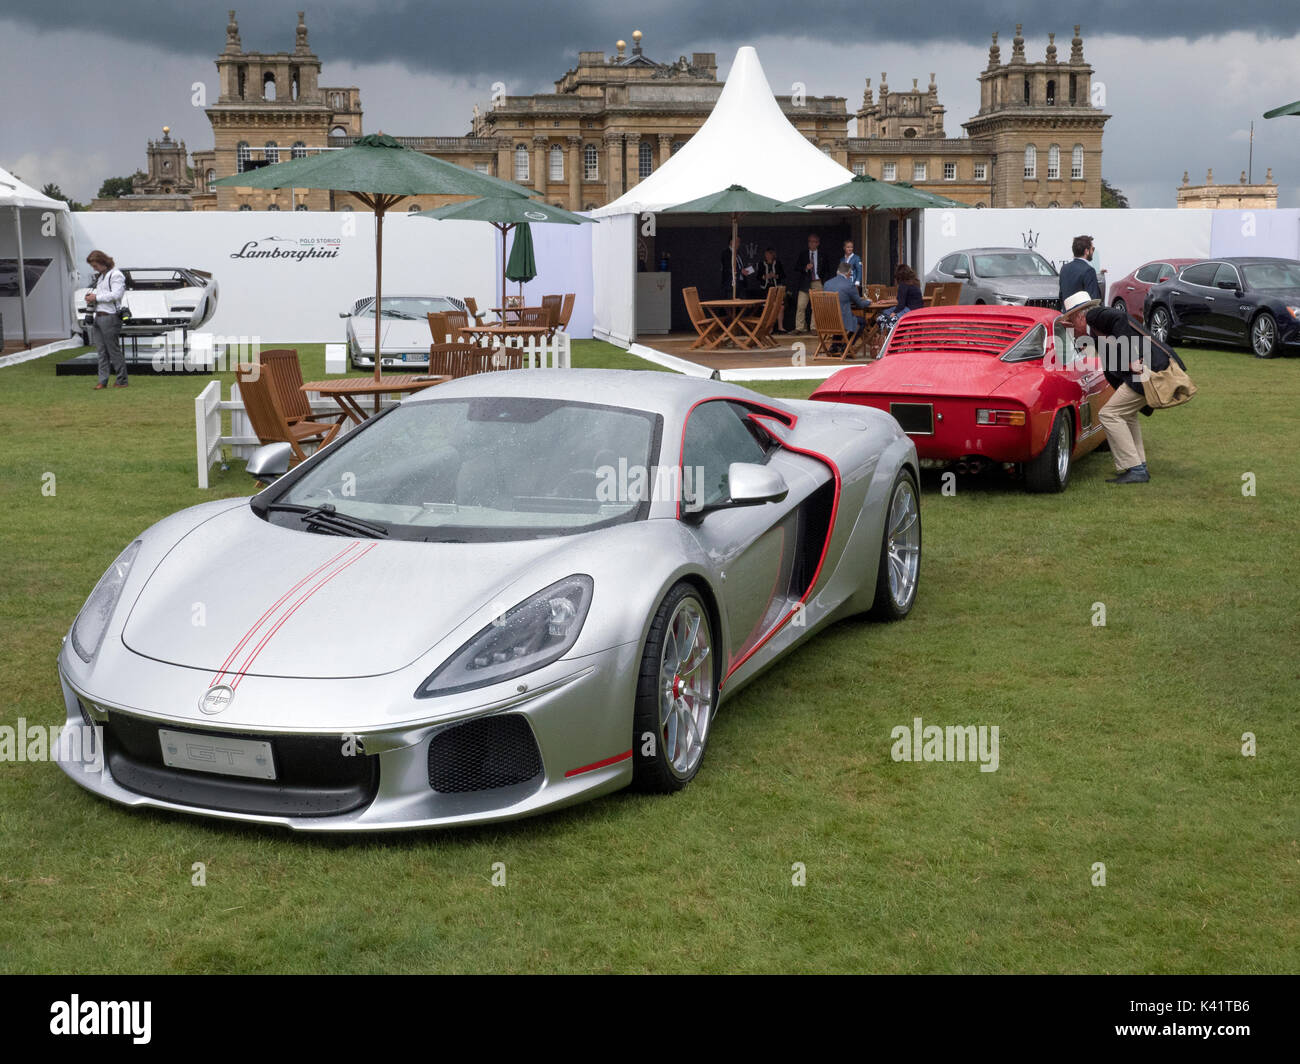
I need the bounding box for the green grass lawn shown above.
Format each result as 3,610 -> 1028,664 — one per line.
0,340 -> 1296,973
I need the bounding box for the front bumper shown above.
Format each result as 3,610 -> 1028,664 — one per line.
56,641 -> 640,831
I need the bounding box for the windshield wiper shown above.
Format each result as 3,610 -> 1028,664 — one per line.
261,502 -> 389,539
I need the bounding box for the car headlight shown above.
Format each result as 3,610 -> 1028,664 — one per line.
417,575 -> 594,697
1286,306 -> 1300,320
71,541 -> 141,663
994,293 -> 1026,304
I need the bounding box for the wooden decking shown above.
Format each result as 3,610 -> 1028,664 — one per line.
630,332 -> 870,377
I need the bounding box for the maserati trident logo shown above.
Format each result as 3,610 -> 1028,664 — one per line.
199,684 -> 235,715
1021,229 -> 1039,250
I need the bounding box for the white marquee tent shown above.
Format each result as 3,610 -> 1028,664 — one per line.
590,46 -> 854,345
0,166 -> 75,347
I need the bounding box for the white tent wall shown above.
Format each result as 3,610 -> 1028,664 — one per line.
70,212 -> 503,343
1,206 -> 73,345
507,220 -> 595,337
591,213 -> 636,346
922,209 -> 1216,298
1209,208 -> 1300,260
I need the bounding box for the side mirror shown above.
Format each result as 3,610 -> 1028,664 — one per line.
338,311 -> 351,318
1216,280 -> 1237,291
246,442 -> 293,483
726,462 -> 789,506
952,268 -> 970,279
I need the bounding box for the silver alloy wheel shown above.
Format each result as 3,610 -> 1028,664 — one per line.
658,596 -> 714,779
1150,307 -> 1170,343
1055,418 -> 1071,485
886,478 -> 921,610
1253,314 -> 1276,356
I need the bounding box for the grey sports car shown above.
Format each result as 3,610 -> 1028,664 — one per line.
926,247 -> 1062,307
56,371 -> 920,831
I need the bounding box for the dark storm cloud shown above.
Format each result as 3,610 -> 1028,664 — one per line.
4,0 -> 1295,86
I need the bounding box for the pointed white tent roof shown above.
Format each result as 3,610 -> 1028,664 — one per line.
0,166 -> 70,212
592,46 -> 853,218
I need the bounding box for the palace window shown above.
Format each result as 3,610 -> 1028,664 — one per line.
584,144 -> 599,181
1046,80 -> 1056,106
236,142 -> 250,172
943,162 -> 956,180
852,162 -> 866,176
263,72 -> 276,101
295,203 -> 308,211
291,141 -> 307,159
514,145 -> 529,182
238,203 -> 251,211
883,162 -> 896,182
1023,77 -> 1031,103
638,140 -> 653,179
973,163 -> 987,181
265,141 -> 279,164
671,140 -> 685,154
205,168 -> 215,188
550,145 -> 564,182
913,162 -> 927,182
1047,144 -> 1060,180
408,204 -> 422,213
1071,144 -> 1084,180
267,203 -> 280,211
1024,145 -> 1037,179
474,162 -> 490,174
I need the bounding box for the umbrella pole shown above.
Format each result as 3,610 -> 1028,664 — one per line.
373,202 -> 386,384
731,213 -> 738,300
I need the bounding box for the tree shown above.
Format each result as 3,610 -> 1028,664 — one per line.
1100,179 -> 1129,209
96,175 -> 135,199
40,183 -> 85,211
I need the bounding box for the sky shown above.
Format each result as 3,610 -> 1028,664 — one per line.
1,0 -> 1296,208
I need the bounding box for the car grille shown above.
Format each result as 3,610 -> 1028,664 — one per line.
427,714 -> 544,794
102,712 -> 379,817
1025,297 -> 1061,310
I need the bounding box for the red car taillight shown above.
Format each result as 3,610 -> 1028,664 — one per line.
975,409 -> 1026,426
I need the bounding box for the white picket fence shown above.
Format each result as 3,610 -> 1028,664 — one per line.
194,332 -> 573,488
437,331 -> 571,369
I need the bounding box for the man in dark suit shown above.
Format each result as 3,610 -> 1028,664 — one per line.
1059,235 -> 1101,308
825,262 -> 872,345
720,237 -> 756,298
793,233 -> 835,332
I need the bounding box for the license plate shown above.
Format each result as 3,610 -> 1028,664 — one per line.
889,402 -> 935,436
400,352 -> 410,362
159,728 -> 276,780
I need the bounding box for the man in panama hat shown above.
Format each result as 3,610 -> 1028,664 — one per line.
1058,290 -> 1180,484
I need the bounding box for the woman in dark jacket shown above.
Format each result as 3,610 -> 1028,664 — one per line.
877,264 -> 924,332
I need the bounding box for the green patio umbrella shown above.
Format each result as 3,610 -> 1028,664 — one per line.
1263,100 -> 1300,118
505,222 -> 538,304
213,133 -> 537,381
415,195 -> 592,311
783,174 -> 966,280
664,184 -> 807,298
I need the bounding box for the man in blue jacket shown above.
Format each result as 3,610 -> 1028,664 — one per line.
1058,235 -> 1101,309
825,262 -> 872,348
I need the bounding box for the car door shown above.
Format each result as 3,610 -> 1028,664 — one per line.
1168,262 -> 1218,337
1122,263 -> 1161,315
1206,262 -> 1250,343
679,401 -> 807,668
1052,322 -> 1109,446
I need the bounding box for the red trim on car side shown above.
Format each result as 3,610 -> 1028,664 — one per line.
209,542 -> 361,687
720,419 -> 842,689
674,396 -> 799,519
565,749 -> 634,778
228,542 -> 377,688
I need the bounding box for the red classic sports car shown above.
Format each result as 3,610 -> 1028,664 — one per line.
811,306 -> 1114,492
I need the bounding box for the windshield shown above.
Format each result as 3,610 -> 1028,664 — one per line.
264,397 -> 662,541
1242,262 -> 1300,290
359,296 -> 457,320
972,253 -> 1057,278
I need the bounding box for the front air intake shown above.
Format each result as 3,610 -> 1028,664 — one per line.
427,714 -> 543,793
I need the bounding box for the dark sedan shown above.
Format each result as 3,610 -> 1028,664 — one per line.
1143,258 -> 1300,358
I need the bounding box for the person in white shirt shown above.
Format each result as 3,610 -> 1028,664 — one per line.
84,250 -> 127,389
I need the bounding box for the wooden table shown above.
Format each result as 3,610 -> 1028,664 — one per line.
301,374 -> 449,424
490,306 -> 536,323
465,324 -> 550,346
698,298 -> 765,349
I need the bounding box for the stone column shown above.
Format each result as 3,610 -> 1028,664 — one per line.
533,135 -> 548,197
624,132 -> 641,189
657,133 -> 673,168
603,131 -> 622,203
567,135 -> 582,210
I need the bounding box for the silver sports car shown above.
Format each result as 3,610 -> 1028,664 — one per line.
343,294 -> 465,369
56,371 -> 921,831
75,267 -> 219,342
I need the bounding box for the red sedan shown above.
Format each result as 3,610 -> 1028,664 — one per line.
811,306 -> 1113,492
1107,258 -> 1196,320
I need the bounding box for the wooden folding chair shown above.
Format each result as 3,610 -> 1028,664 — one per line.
427,311 -> 471,344
546,293 -> 576,339
737,286 -> 782,349
540,294 -> 562,328
236,363 -> 341,466
517,307 -> 549,329
683,286 -> 724,349
463,297 -> 492,326
810,291 -> 862,360
258,348 -> 349,432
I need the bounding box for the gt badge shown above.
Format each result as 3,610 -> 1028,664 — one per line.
199,684 -> 235,715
